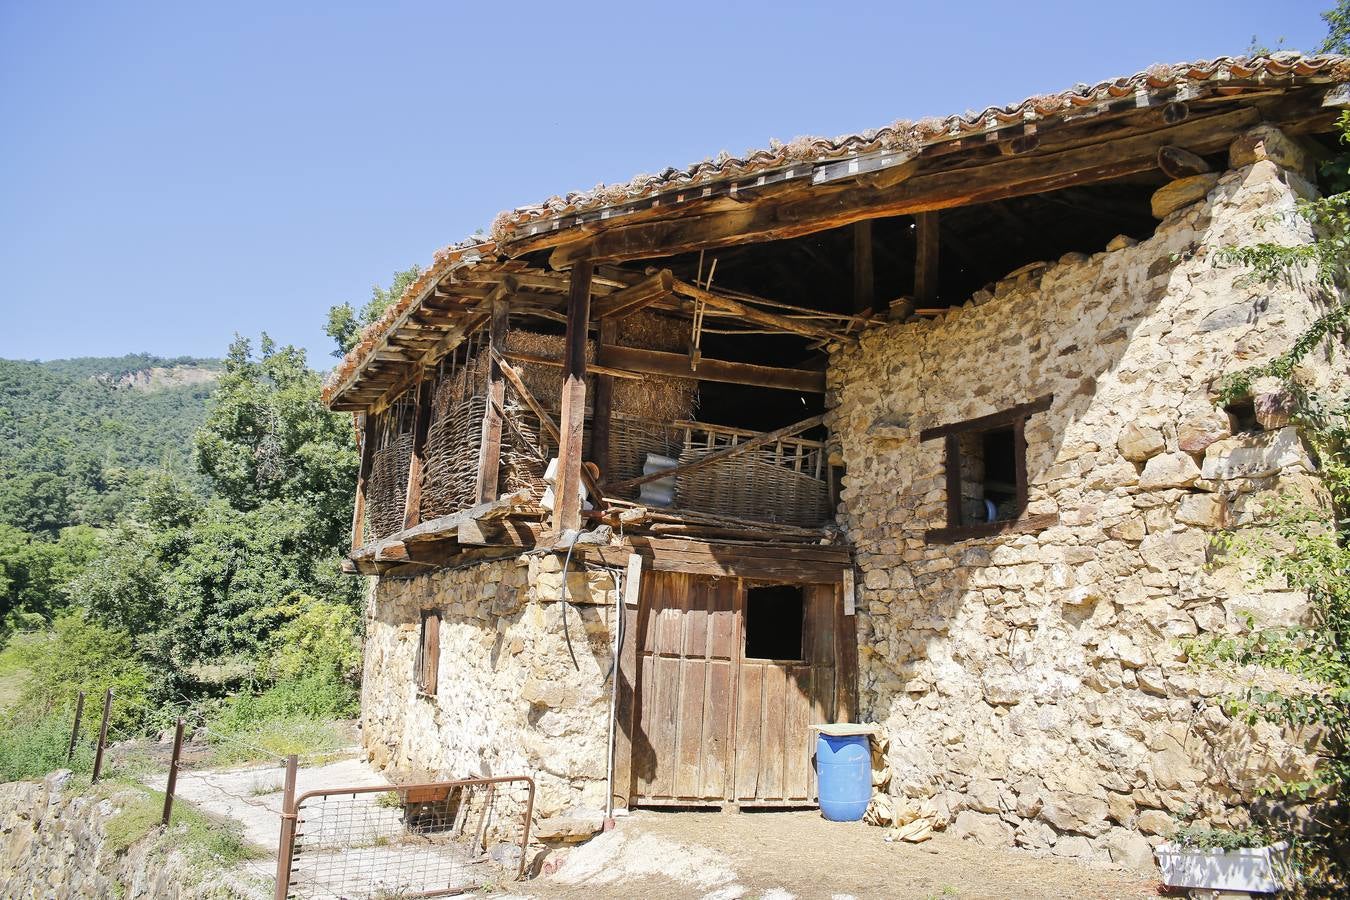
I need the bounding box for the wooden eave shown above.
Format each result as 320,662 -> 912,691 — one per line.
328,262 -> 639,412
498,81 -> 1343,267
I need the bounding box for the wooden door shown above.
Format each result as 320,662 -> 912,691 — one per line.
630,574 -> 842,807
732,583 -> 836,804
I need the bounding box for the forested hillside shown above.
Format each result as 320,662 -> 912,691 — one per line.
0,335 -> 366,781
0,354 -> 222,533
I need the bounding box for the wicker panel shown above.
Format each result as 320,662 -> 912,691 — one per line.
675,447 -> 830,527
366,432 -> 412,541
421,392 -> 486,522
607,416 -> 686,499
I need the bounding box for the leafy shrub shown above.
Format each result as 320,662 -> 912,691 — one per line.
1173,824 -> 1270,851
0,709 -> 93,782
6,613 -> 156,733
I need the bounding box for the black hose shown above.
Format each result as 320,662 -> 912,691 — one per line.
559,536 -> 580,670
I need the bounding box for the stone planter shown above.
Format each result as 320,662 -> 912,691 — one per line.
1155,840 -> 1292,894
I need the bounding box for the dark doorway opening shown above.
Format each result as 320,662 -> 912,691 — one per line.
744,584 -> 805,661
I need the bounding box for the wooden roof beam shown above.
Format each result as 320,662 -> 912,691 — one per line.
669,277 -> 849,344
545,105 -> 1264,268
592,269 -> 674,319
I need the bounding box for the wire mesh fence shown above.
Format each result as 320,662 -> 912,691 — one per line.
284,776 -> 536,899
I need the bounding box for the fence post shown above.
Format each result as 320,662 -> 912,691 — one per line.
274,754 -> 299,900
160,717 -> 185,827
66,691 -> 85,763
90,688 -> 113,784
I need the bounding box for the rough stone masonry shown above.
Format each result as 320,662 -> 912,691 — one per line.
828,125 -> 1344,866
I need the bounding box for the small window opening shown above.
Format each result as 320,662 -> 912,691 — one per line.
957,426 -> 1020,525
1224,399 -> 1261,434
416,609 -> 440,697
744,585 -> 804,661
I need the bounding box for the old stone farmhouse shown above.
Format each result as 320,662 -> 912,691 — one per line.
323,53 -> 1350,863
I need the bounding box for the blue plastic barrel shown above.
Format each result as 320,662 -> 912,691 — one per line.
816,732 -> 871,821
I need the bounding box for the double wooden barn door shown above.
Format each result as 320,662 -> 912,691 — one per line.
626,571 -> 852,807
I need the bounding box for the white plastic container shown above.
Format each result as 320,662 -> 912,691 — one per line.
1155,841 -> 1291,894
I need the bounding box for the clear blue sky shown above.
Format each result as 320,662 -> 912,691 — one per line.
0,1 -> 1333,367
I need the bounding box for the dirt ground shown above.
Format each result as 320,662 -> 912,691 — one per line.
507,809 -> 1162,900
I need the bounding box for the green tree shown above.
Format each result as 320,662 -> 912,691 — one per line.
1321,1 -> 1350,54
0,524 -> 99,632
195,335 -> 358,548
324,266 -> 420,356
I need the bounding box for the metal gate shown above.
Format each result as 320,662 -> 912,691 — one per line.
277,772 -> 535,899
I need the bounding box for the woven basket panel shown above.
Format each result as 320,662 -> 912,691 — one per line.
367,432 -> 412,541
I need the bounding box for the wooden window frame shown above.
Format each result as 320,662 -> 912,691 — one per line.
415,609 -> 441,698
921,395 -> 1056,544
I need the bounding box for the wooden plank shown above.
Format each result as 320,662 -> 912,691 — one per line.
598,344 -> 825,394
651,654 -> 680,797
734,663 -> 764,800
609,413 -> 828,493
670,278 -> 845,344
543,106 -> 1263,267
552,262 -> 592,534
401,374 -> 435,531
760,664 -> 787,800
919,395 -> 1054,441
592,319 -> 617,484
350,413 -> 377,552
582,545 -> 848,583
925,512 -> 1060,544
833,583 -> 857,722
456,519 -> 539,547
611,554 -> 643,810
914,211 -> 939,306
944,434 -> 963,528
675,659 -> 706,798
785,664 -> 813,799
592,269 -> 674,319
703,659 -> 734,800
852,220 -> 873,314
474,293 -> 510,504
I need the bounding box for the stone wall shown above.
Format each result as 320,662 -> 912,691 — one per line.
362,553 -> 621,823
0,771 -> 264,899
828,134 -> 1343,864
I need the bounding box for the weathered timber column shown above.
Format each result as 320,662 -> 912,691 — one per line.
475,289 -> 511,504
553,261 -> 593,534
914,210 -> 939,307
592,317 -> 617,485
351,412 -> 376,552
853,220 -> 874,314
401,372 -> 435,531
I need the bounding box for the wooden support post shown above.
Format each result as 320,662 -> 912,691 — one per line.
274,754 -> 299,900
350,413 -> 377,553
592,319 -> 617,484
611,553 -> 643,811
553,261 -> 592,535
852,220 -> 874,314
66,691 -> 85,763
161,717 -> 185,826
914,211 -> 939,307
835,581 -> 859,723
401,373 -> 435,531
475,292 -> 511,504
91,688 -> 113,784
